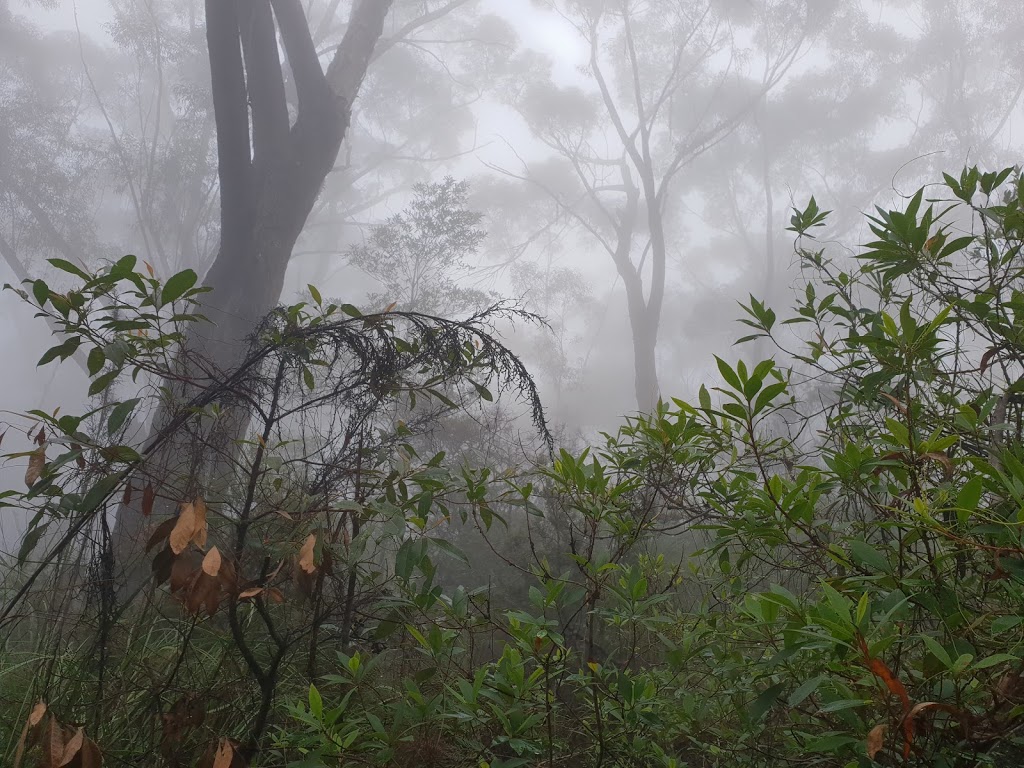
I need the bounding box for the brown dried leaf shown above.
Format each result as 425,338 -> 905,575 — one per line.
28,701 -> 47,727
145,517 -> 178,553
169,502 -> 196,555
981,346 -> 1000,375
142,482 -> 155,517
867,723 -> 886,759
70,444 -> 86,469
170,555 -> 195,594
151,544 -> 174,586
212,738 -> 234,768
923,452 -> 954,481
191,496 -> 208,549
122,484 -> 133,505
77,737 -> 102,768
275,509 -> 293,521
58,727 -> 84,766
298,534 -> 316,574
880,392 -> 908,415
35,426 -> 46,445
267,587 -> 285,604
202,547 -> 222,577
43,716 -> 64,768
238,587 -> 263,599
25,447 -> 46,487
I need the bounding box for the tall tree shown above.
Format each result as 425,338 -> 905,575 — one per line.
492,0 -> 816,411
111,0 -> 395,585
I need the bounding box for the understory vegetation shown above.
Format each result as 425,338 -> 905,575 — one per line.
7,166 -> 1024,767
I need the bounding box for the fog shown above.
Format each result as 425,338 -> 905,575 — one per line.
4,1 -> 1024,762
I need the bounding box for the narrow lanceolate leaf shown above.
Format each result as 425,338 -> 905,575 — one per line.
169,502 -> 197,555
867,657 -> 910,711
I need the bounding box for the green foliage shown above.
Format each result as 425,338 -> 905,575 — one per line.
9,167 -> 1024,767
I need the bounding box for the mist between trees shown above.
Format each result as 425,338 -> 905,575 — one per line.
4,1 -> 1024,766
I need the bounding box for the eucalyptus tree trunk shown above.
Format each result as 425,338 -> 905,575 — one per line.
111,0 -> 394,596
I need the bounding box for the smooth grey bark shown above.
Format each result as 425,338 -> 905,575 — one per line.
111,0 -> 394,595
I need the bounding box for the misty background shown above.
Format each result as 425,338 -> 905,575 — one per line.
2,0 -> 1022,541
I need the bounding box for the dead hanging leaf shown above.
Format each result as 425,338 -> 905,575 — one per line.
238,587 -> 263,600
383,301 -> 397,313
70,443 -> 86,469
161,694 -> 205,757
146,517 -> 178,553
35,426 -> 46,445
923,452 -> 954,481
77,735 -> 102,768
867,657 -> 911,712
202,547 -> 222,577
880,392 -> 909,415
298,534 -> 317,574
13,701 -> 47,768
25,447 -> 46,487
28,701 -> 47,727
275,509 -> 293,521
151,545 -> 174,586
59,727 -> 85,766
191,496 -> 208,549
169,502 -> 197,555
144,260 -> 155,277
0,430 -> 6,449
122,484 -> 133,505
170,554 -> 196,594
42,716 -> 66,768
867,723 -> 887,759
213,739 -> 234,768
142,482 -> 155,517
980,346 -> 1001,376
267,587 -> 285,604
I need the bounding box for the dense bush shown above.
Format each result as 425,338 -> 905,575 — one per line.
6,167 -> 1024,767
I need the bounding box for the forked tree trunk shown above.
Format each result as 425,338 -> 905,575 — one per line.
111,0 -> 394,596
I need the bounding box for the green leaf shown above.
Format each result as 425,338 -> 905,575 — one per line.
973,653 -> 1019,670
788,675 -> 826,707
748,682 -> 785,722
107,398 -> 140,435
18,521 -> 50,565
308,284 -> 322,305
88,370 -> 119,397
160,269 -> 198,305
48,258 -> 91,280
303,366 -> 315,391
308,683 -> 323,718
427,537 -> 470,566
32,279 -> 49,306
848,539 -> 889,573
715,356 -> 743,391
87,347 -> 106,376
956,475 -> 984,512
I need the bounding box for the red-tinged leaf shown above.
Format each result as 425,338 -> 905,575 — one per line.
142,483 -> 155,517
78,737 -> 102,768
71,443 -> 86,469
867,723 -> 886,759
981,346 -> 1000,375
122,484 -> 134,505
872,451 -> 906,476
267,587 -> 285,604
868,657 -> 910,711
